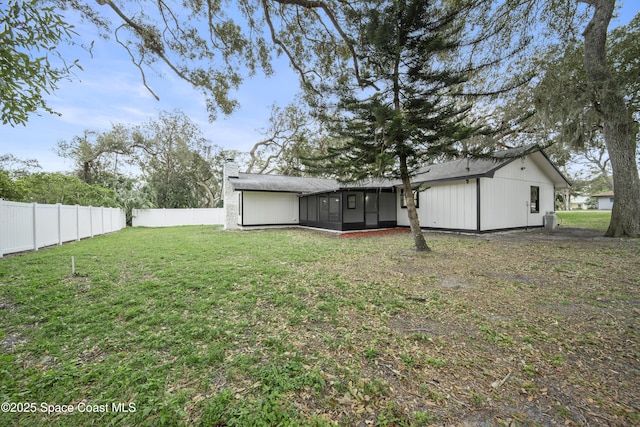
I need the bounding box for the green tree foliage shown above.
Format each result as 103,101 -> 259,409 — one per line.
133,110 -> 224,208
13,172 -> 118,206
56,110 -> 225,209
607,12 -> 640,120
48,0 -> 369,121
531,12 -> 639,154
246,102 -> 327,175
494,8 -> 639,234
4,0 -> 369,124
0,169 -> 23,200
0,0 -> 78,125
56,127 -> 157,223
0,153 -> 40,200
306,0 -> 482,251
56,126 -> 134,187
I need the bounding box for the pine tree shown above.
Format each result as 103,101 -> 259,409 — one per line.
307,0 -> 479,251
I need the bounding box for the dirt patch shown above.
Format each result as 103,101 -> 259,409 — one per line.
0,303 -> 16,311
439,276 -> 474,289
479,226 -> 613,243
1,332 -> 26,352
326,227 -> 640,425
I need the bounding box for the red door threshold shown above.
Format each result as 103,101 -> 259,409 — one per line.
339,228 -> 410,238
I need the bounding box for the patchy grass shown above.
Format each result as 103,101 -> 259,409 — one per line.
557,210 -> 611,231
0,225 -> 638,426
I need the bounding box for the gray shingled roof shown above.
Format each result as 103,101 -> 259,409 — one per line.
411,157 -> 503,183
411,148 -> 570,188
229,173 -> 340,193
228,148 -> 570,193
229,173 -> 398,194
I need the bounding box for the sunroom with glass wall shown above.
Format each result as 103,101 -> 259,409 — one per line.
299,189 -> 397,231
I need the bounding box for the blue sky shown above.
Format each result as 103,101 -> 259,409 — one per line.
1,4 -> 301,172
1,2 -> 637,173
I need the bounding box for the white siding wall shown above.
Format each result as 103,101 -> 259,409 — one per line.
597,197 -> 614,210
397,179 -> 477,230
396,156 -> 559,232
241,192 -> 299,226
480,156 -> 555,231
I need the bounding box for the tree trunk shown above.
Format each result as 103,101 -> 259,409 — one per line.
399,154 -> 430,251
581,0 -> 640,237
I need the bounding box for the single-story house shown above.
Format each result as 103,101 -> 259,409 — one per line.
592,191 -> 614,210
569,196 -> 590,210
223,147 -> 571,233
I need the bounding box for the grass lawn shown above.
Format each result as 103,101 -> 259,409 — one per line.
556,210 -> 612,231
0,226 -> 638,426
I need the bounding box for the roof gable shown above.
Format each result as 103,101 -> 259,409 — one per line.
411,148 -> 570,188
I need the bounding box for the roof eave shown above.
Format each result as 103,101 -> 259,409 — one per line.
538,150 -> 572,188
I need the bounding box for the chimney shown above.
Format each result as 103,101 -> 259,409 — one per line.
224,158 -> 239,178
223,159 -> 240,230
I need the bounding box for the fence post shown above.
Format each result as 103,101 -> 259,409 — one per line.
90,206 -> 94,237
57,203 -> 62,246
32,202 -> 38,252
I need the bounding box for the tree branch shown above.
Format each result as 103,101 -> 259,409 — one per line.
261,0 -> 312,87
114,24 -> 160,101
98,0 -> 208,100
271,0 -> 377,89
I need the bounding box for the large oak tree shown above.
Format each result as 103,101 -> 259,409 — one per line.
580,0 -> 639,236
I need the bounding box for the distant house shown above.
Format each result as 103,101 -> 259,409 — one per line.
570,196 -> 590,210
592,191 -> 615,210
223,147 -> 571,233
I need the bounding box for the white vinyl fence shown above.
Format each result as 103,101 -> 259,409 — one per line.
0,200 -> 126,258
132,208 -> 224,227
